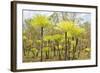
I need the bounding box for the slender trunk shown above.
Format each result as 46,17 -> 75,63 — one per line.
57,42 -> 61,60
73,38 -> 78,60
67,38 -> 70,60
23,40 -> 26,56
41,27 -> 43,61
77,49 -> 80,59
55,41 -> 58,59
65,32 -> 68,60
46,51 -> 48,59
77,39 -> 81,59
23,46 -> 26,56
47,50 -> 49,59
53,41 -> 56,58
59,48 -> 61,60
54,44 -> 56,57
46,40 -> 50,59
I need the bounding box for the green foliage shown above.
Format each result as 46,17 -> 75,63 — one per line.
59,45 -> 63,50
36,40 -> 41,43
30,14 -> 51,28
43,35 -> 52,41
23,35 -> 27,40
43,47 -> 51,52
57,21 -> 75,32
84,48 -> 91,52
31,48 -> 38,58
31,48 -> 38,52
23,13 -> 91,62
71,40 -> 76,47
52,34 -> 63,41
70,26 -> 85,37
57,20 -> 85,37
44,34 -> 63,42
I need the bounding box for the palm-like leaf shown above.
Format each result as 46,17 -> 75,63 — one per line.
57,21 -> 74,32
43,35 -> 52,41
57,21 -> 85,37
70,26 -> 85,37
31,14 -> 51,28
52,34 -> 63,41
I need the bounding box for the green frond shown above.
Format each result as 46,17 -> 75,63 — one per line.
59,45 -> 63,49
57,21 -> 75,32
70,26 -> 85,37
36,40 -> 41,43
43,47 -> 51,52
23,35 -> 27,40
30,14 -> 51,28
31,48 -> 38,52
43,35 -> 52,41
84,48 -> 91,52
52,34 -> 63,41
57,21 -> 85,37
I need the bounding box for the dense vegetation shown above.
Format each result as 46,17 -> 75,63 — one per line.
23,12 -> 91,62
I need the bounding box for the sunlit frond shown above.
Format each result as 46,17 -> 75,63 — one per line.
43,35 -> 52,41
52,34 -> 63,41
30,14 -> 51,28
57,21 -> 75,32
70,26 -> 85,37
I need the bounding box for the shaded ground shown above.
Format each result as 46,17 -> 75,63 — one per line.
23,49 -> 90,62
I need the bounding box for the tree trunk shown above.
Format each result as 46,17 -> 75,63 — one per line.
53,43 -> 56,57
67,38 -> 71,60
23,46 -> 26,56
72,38 -> 78,60
59,48 -> 61,60
65,32 -> 68,60
45,51 -> 48,59
57,42 -> 61,60
41,27 -> 43,61
53,41 -> 56,58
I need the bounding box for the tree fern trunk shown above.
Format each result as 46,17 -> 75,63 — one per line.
54,46 -> 56,57
57,42 -> 61,60
65,32 -> 68,60
67,38 -> 70,60
41,27 -> 43,61
73,38 -> 78,60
